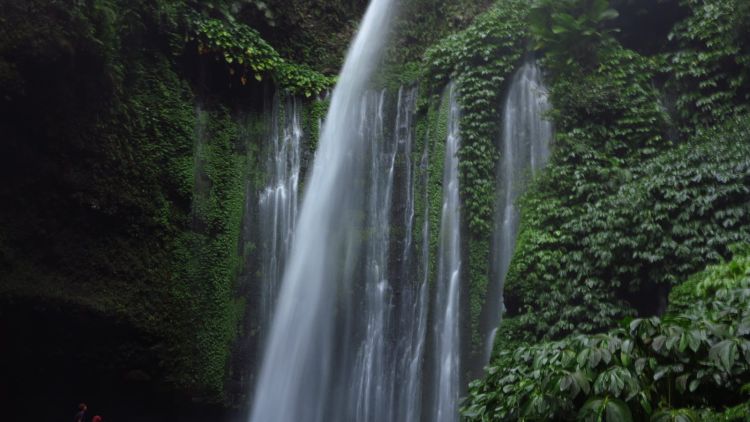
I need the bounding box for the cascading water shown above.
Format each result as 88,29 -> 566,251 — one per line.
484,60 -> 553,363
391,86 -> 427,422
432,83 -> 463,422
258,95 -> 302,334
340,86 -> 425,422
249,1 -> 396,421
348,89 -> 394,422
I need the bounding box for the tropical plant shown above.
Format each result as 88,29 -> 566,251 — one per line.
462,245 -> 750,421
504,114 -> 750,343
667,0 -> 750,131
529,0 -> 620,71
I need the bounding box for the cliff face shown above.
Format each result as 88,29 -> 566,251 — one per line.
0,0 -> 282,415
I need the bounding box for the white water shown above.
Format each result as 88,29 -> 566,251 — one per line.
392,86 -> 427,422
333,86 -> 426,422
258,96 -> 302,334
249,1 -> 395,421
485,61 -> 553,363
348,90 -> 394,421
432,84 -> 462,422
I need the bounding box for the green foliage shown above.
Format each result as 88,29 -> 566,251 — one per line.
697,399 -> 750,421
388,0 -> 492,66
424,0 -> 530,234
190,15 -> 334,96
545,47 -> 667,158
414,87 -> 451,292
420,1 -> 530,353
169,106 -> 250,401
501,45 -> 670,341
667,0 -> 750,131
669,244 -> 750,315
463,249 -> 750,421
0,0 -> 261,405
529,0 -> 620,72
301,95 -> 330,152
505,115 -> 750,343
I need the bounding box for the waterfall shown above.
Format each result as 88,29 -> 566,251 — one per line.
484,60 -> 553,363
258,95 -> 302,335
342,86 -> 425,422
392,86 -> 427,422
348,89 -> 394,422
432,83 -> 463,422
249,0 -> 395,421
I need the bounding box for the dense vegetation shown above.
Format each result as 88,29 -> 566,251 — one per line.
2,0 -> 749,419
0,0 -> 333,411
458,0 -> 750,419
463,245 -> 750,421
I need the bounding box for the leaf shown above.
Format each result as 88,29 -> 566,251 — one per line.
635,358 -> 647,375
709,340 -> 737,371
652,335 -> 667,353
676,374 -> 689,393
579,397 -> 633,422
639,392 -> 652,414
560,373 -> 573,392
605,398 -> 633,422
687,331 -> 701,353
678,334 -> 689,353
590,348 -> 603,368
630,319 -> 643,334
573,371 -> 591,395
738,313 -> 750,336
599,9 -> 619,21
653,366 -> 669,381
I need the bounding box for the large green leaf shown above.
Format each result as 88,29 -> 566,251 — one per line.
578,397 -> 633,422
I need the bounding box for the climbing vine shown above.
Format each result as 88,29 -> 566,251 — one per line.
190,15 -> 335,96
424,0 -> 529,234
418,0 -> 531,356
505,114 -> 750,343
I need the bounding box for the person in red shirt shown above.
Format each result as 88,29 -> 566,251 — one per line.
92,416 -> 103,422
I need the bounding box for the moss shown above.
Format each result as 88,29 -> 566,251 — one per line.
0,0 -> 269,406
413,86 -> 451,291
167,106 -> 252,402
301,95 -> 330,152
467,236 -> 491,354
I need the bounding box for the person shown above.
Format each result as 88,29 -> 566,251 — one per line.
92,416 -> 103,422
74,403 -> 87,422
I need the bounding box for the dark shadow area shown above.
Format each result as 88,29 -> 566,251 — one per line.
612,0 -> 690,54
0,297 -> 236,422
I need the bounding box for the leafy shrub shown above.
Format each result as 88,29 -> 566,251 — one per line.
190,15 -> 334,96
669,244 -> 750,315
463,247 -> 750,421
529,0 -> 620,72
667,0 -> 750,131
505,115 -> 750,342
